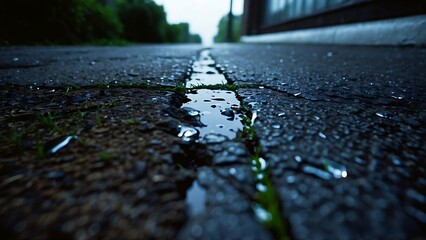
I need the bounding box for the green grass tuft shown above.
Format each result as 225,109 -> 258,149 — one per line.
99,151 -> 113,162
125,119 -> 140,125
9,126 -> 24,150
36,112 -> 63,134
240,107 -> 291,240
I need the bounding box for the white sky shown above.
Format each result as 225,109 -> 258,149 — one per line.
154,0 -> 244,45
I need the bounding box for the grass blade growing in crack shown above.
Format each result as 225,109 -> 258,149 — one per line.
241,108 -> 291,240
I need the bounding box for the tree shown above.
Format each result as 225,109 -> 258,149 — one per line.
0,0 -> 201,45
188,34 -> 202,44
214,14 -> 241,43
117,0 -> 169,42
117,0 -> 201,43
0,0 -> 122,44
166,23 -> 202,43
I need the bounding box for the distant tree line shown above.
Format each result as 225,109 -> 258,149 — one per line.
214,14 -> 241,43
0,0 -> 201,45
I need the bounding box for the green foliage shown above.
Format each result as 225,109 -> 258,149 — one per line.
9,126 -> 24,150
167,23 -> 202,43
125,119 -> 140,125
214,14 -> 241,43
117,1 -> 201,43
117,0 -> 168,42
0,0 -> 201,45
187,83 -> 240,91
251,149 -> 290,240
241,115 -> 256,142
36,112 -> 63,133
0,0 -> 122,44
92,38 -> 129,46
164,84 -> 188,92
189,34 -> 202,43
80,1 -> 123,41
239,108 -> 291,240
99,150 -> 113,162
95,112 -> 103,126
35,134 -> 46,159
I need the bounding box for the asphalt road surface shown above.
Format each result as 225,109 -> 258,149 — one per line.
0,44 -> 425,239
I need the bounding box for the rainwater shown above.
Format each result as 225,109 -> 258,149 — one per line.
181,49 -> 243,216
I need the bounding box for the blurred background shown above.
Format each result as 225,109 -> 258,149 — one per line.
1,0 -> 424,46
0,0 -> 243,45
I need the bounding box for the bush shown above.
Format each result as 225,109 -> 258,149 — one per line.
80,1 -> 123,42
0,0 -> 122,44
214,14 -> 241,43
0,0 -> 200,45
117,0 -> 168,42
166,23 -> 201,43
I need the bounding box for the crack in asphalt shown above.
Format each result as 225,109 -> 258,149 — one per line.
176,49 -> 291,240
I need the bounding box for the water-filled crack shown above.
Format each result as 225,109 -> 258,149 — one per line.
178,50 -> 243,144
179,89 -> 242,143
179,49 -> 245,216
178,49 -> 291,239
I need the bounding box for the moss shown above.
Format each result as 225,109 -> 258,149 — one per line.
125,119 -> 140,125
95,112 -> 103,127
99,151 -> 113,162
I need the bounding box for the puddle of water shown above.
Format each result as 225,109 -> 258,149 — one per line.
301,161 -> 348,180
45,135 -> 78,154
181,49 -> 289,239
179,49 -> 242,143
180,49 -> 293,239
302,165 -> 332,180
253,203 -> 272,222
323,161 -> 348,179
188,73 -> 227,87
186,180 -> 206,216
186,50 -> 227,87
178,126 -> 199,142
182,89 -> 242,142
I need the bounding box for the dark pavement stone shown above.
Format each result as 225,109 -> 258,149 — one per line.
0,45 -> 200,87
178,165 -> 273,240
1,44 -> 426,239
212,44 -> 426,238
0,88 -> 197,239
237,88 -> 426,239
212,44 -> 426,108
0,84 -> 269,239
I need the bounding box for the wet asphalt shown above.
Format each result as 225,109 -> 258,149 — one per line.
0,44 -> 425,239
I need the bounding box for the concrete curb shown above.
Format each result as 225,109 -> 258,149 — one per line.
241,15 -> 426,47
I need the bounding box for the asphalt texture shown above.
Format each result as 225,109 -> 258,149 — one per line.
213,44 -> 426,239
1,44 -> 425,239
0,45 -> 199,87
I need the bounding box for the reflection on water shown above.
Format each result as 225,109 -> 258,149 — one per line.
186,180 -> 206,216
182,89 -> 242,142
186,50 -> 227,87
